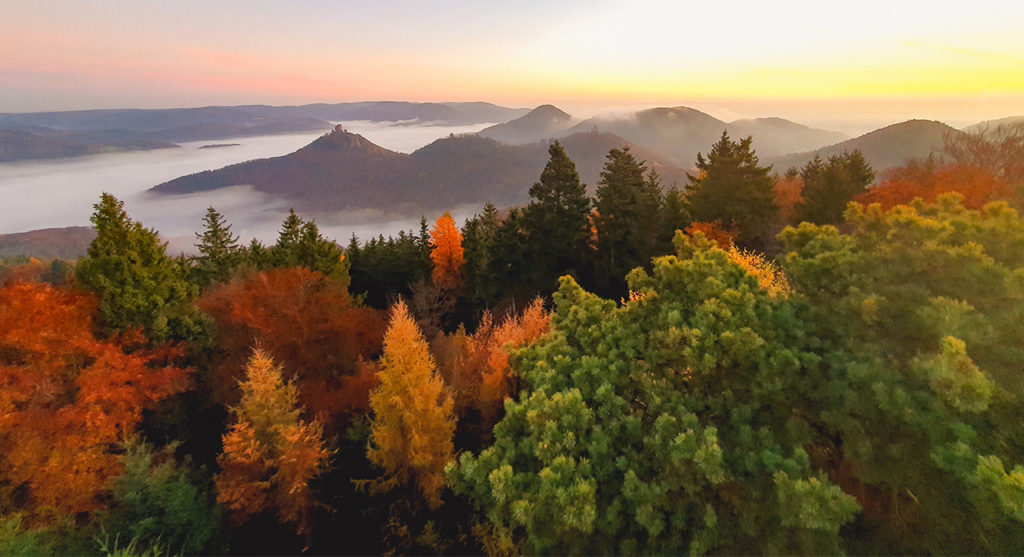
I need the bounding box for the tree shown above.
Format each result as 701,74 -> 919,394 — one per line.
659,185 -> 690,254
0,280 -> 190,519
433,298 -> 551,435
461,202 -> 502,309
519,142 -> 592,294
101,440 -> 221,555
365,300 -> 455,510
194,206 -> 241,287
859,157 -> 1015,210
686,132 -> 777,248
198,268 -> 384,432
347,230 -> 432,309
592,147 -> 663,295
429,211 -> 465,291
265,209 -> 349,281
794,151 -> 874,224
943,122 -> 1024,187
450,234 -> 858,555
779,195 -> 1024,553
216,348 -> 330,536
74,193 -> 205,342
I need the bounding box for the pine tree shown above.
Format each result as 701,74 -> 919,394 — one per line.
75,193 -> 205,342
266,209 -> 349,282
686,132 -> 777,248
194,206 -> 241,287
366,300 -> 455,509
429,211 -> 465,291
216,348 -> 329,536
520,142 -> 592,295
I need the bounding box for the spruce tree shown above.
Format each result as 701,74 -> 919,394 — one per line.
520,142 -> 592,295
194,206 -> 241,287
75,193 -> 205,342
795,150 -> 874,224
592,147 -> 662,295
686,132 -> 777,248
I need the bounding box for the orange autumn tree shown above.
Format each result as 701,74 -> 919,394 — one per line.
216,348 -> 330,536
773,174 -> 805,224
859,159 -> 1016,210
684,220 -> 737,249
0,281 -> 189,519
198,268 -> 384,431
365,300 -> 455,509
433,298 -> 551,433
429,211 -> 464,291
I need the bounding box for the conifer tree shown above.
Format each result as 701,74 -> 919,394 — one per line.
75,193 -> 205,342
686,132 -> 777,248
520,142 -> 592,294
216,348 -> 329,536
366,300 -> 455,509
194,206 -> 241,287
794,151 -> 874,224
461,202 -> 502,308
267,209 -> 349,282
429,211 -> 465,291
592,147 -> 663,295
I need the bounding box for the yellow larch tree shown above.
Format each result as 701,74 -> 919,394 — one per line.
366,299 -> 455,509
216,348 -> 330,536
429,211 -> 464,291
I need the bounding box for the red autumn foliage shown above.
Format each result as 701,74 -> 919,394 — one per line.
773,175 -> 805,223
198,268 -> 385,432
685,221 -> 738,249
858,160 -> 1016,210
0,281 -> 189,519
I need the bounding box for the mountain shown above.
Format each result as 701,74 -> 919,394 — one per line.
478,105 -> 576,144
0,129 -> 176,162
563,106 -> 727,167
767,120 -> 962,172
728,118 -> 848,158
963,115 -> 1024,133
0,102 -> 527,132
151,125 -> 688,212
0,226 -> 95,259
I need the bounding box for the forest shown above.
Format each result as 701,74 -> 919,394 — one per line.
1,123 -> 1023,556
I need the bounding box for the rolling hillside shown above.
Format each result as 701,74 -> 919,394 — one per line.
767,119 -> 962,172
478,105 -> 576,144
151,126 -> 688,212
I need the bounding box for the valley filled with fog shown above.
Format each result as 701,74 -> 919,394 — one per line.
0,121 -> 491,253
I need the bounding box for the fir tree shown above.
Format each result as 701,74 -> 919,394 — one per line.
194,206 -> 241,287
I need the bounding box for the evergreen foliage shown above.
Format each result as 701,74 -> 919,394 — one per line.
592,147 -> 663,295
450,233 -> 859,554
686,132 -> 777,248
794,151 -> 874,224
193,207 -> 241,287
519,142 -> 592,293
75,193 -> 205,342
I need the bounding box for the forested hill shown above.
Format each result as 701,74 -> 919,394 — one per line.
767,119 -> 961,171
151,126 -> 689,211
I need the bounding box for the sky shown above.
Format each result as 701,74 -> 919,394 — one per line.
2,0 -> 1023,132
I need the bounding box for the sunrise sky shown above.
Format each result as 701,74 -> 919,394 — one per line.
2,0 -> 1023,133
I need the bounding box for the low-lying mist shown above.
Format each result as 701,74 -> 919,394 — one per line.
0,121 -> 494,254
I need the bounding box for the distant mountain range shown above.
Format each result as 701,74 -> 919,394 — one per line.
766,119 -> 961,171
0,102 -> 529,162
475,105 -> 848,166
151,125 -> 688,212
962,115 -> 1024,133
0,226 -> 95,260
